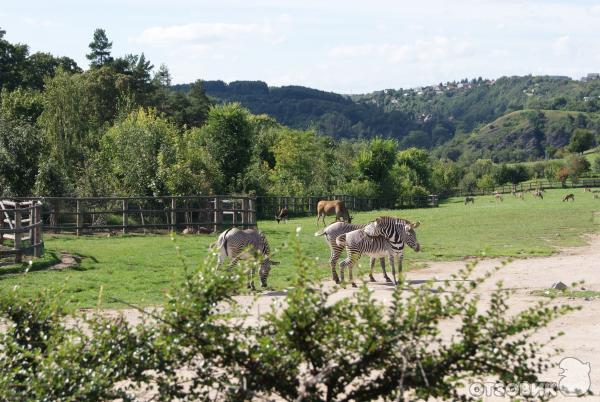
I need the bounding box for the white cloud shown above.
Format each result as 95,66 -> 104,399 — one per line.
131,19 -> 288,46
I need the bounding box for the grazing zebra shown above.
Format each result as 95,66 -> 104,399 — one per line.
532,190 -> 543,199
315,222 -> 392,284
464,196 -> 475,205
211,228 -> 279,289
337,217 -> 421,287
562,193 -> 575,202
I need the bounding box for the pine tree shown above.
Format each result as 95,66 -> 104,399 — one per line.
86,28 -> 113,68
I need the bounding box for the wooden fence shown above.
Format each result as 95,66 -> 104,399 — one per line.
447,177 -> 600,198
14,196 -> 256,235
0,200 -> 44,263
256,194 -> 439,218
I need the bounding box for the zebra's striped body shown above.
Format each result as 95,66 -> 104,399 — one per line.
315,222 -> 392,284
336,229 -> 399,287
212,228 -> 278,288
361,216 -> 422,285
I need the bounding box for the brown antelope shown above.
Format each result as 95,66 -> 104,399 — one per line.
464,196 -> 475,205
562,193 -> 575,202
316,200 -> 352,226
275,207 -> 289,224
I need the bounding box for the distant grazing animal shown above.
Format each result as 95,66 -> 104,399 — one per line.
584,188 -> 591,193
464,197 -> 475,205
315,222 -> 393,284
516,192 -> 525,200
211,228 -> 279,289
275,207 -> 289,224
494,193 -> 503,202
594,194 -> 599,199
562,193 -> 575,202
182,227 -> 196,235
532,190 -> 543,199
316,200 -> 352,226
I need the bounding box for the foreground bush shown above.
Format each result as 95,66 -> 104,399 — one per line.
0,236 -> 575,401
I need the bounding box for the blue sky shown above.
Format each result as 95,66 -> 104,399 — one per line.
2,0 -> 600,93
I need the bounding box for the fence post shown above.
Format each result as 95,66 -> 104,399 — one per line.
242,198 -> 249,228
170,197 -> 177,232
14,210 -> 21,263
213,197 -> 223,232
122,199 -> 128,234
33,203 -> 41,258
76,199 -> 81,237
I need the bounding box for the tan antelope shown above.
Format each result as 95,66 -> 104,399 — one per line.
532,190 -> 543,199
562,193 -> 575,202
494,193 -> 503,202
515,192 -> 525,200
316,200 -> 352,226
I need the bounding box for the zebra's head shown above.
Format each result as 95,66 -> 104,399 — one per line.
403,221 -> 421,252
259,259 -> 279,287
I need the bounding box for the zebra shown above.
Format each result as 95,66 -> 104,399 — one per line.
464,196 -> 475,205
337,217 -> 421,287
211,227 -> 279,289
315,222 -> 393,284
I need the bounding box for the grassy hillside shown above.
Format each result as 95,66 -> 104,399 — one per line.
444,109 -> 600,162
1,189 -> 598,308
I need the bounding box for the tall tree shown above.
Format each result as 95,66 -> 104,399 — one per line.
201,103 -> 253,192
86,28 -> 113,68
0,27 -> 29,90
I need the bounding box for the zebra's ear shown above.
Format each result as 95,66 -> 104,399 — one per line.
413,221 -> 421,229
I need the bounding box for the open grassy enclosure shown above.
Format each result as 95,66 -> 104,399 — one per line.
1,188 -> 598,308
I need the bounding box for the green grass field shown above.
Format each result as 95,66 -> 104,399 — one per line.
1,188 -> 598,308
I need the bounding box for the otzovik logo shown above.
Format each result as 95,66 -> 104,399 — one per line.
558,357 -> 591,397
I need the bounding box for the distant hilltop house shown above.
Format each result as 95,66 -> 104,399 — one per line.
581,73 -> 600,82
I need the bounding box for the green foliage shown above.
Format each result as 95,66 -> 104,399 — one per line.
0,87 -> 43,123
0,116 -> 42,196
0,237 -> 576,400
568,128 -> 596,154
201,103 -> 254,192
102,108 -> 177,196
593,155 -> 600,174
396,147 -> 432,187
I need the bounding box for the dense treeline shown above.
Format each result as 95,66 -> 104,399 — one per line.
1,28 -> 599,201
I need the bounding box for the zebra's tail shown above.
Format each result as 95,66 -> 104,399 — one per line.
314,229 -> 326,237
212,228 -> 233,256
335,233 -> 347,247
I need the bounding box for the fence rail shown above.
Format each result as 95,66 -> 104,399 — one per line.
0,201 -> 44,263
13,196 -> 257,235
256,194 -> 439,218
446,178 -> 600,198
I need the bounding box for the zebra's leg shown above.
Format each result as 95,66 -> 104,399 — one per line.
258,262 -> 271,287
381,257 -> 392,283
369,257 -> 376,282
248,263 -> 256,290
389,255 -> 397,286
330,245 -> 342,283
347,252 -> 360,288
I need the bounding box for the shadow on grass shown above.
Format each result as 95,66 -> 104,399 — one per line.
0,251 -> 61,277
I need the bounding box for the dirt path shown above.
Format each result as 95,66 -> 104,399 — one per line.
116,234 -> 600,400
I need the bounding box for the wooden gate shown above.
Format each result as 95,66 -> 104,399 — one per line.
0,200 -> 44,263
